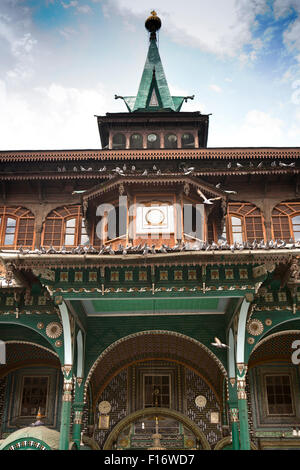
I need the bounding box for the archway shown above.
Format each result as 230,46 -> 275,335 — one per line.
85,330 -> 227,450
103,407 -> 211,450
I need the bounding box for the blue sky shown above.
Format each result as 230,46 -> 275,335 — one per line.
0,0 -> 299,149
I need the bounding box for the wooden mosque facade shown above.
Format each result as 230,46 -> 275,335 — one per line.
0,12 -> 300,451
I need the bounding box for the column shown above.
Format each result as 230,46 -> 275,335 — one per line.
72,377 -> 85,449
59,366 -> 73,450
229,406 -> 240,450
227,376 -> 240,450
237,364 -> 251,450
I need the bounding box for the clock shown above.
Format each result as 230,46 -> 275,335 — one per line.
98,401 -> 111,414
145,208 -> 165,226
195,395 -> 207,408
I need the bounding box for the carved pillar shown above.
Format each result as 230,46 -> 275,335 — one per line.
229,406 -> 240,450
236,364 -> 250,450
72,400 -> 85,449
59,367 -> 73,450
228,374 -> 240,450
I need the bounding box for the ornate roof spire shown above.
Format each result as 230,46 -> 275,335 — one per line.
119,11 -> 192,113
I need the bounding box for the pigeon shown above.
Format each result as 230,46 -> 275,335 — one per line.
98,166 -> 106,172
279,162 -> 295,167
112,167 -> 125,176
271,161 -> 277,167
211,337 -> 230,349
197,189 -> 222,205
72,190 -> 87,194
236,162 -> 243,168
215,183 -> 237,194
257,162 -> 263,168
183,166 -> 195,175
142,169 -> 148,176
227,162 -> 232,169
73,166 -> 78,172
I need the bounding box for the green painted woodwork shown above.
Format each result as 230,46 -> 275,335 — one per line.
231,421 -> 240,450
72,402 -> 85,448
91,297 -> 220,315
0,315 -> 64,363
59,399 -> 72,450
84,314 -> 228,373
1,437 -> 52,450
238,398 -> 251,450
245,311 -> 300,362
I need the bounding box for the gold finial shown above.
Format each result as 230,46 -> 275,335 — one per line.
145,11 -> 161,35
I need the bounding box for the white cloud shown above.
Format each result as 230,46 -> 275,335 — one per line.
212,110 -> 287,147
107,0 -> 268,59
209,84 -> 222,93
77,5 -> 92,14
61,1 -> 78,8
59,27 -> 77,39
0,80 -> 108,149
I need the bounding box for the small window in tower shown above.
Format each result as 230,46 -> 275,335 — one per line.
164,134 -> 177,149
147,133 -> 160,149
149,89 -> 159,107
181,133 -> 195,149
292,215 -> 300,241
130,133 -> 143,149
112,133 -> 126,149
4,217 -> 16,246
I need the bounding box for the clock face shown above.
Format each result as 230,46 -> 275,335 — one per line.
98,401 -> 111,414
147,133 -> 157,142
195,395 -> 207,408
145,208 -> 165,226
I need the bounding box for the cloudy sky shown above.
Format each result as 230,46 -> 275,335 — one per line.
0,0 -> 300,150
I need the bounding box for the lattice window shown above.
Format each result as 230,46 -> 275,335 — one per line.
144,374 -> 171,408
265,375 -> 294,416
226,202 -> 265,243
20,376 -> 49,417
42,205 -> 89,248
272,202 -> 300,241
0,206 -> 35,249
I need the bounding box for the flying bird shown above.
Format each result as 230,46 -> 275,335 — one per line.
215,183 -> 237,194
211,337 -> 230,349
72,190 -> 87,194
197,189 -> 222,205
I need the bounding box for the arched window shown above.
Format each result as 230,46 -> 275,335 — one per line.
42,205 -> 89,248
164,134 -> 177,149
130,133 -> 143,149
0,206 -> 35,249
181,133 -> 195,148
112,133 -> 126,149
272,202 -> 300,241
147,133 -> 160,149
225,202 -> 265,244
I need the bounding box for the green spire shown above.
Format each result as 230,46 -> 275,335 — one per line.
133,37 -> 176,112
121,12 -> 189,113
